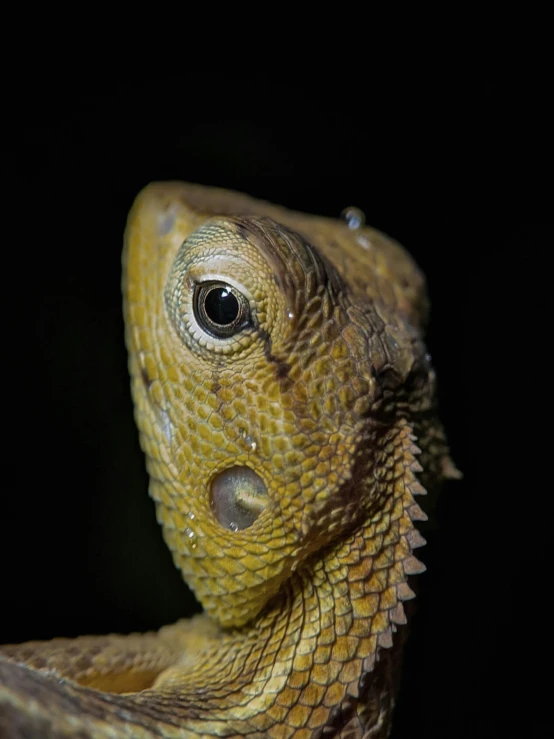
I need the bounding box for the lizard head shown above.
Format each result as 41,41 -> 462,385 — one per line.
124,183 -> 432,627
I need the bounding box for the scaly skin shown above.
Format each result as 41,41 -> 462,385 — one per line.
0,183 -> 458,738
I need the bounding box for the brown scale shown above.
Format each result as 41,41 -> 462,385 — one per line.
0,183 -> 459,738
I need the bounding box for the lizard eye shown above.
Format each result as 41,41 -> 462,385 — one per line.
193,281 -> 251,339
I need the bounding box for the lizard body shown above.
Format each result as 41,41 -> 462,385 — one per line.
0,183 -> 457,738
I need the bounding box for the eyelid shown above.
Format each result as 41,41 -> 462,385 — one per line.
164,247 -> 271,359
189,272 -> 254,304
192,278 -> 258,327
193,281 -> 251,340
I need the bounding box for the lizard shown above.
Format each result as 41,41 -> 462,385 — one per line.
0,182 -> 459,738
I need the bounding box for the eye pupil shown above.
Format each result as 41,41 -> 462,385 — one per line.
204,287 -> 239,326
193,281 -> 251,339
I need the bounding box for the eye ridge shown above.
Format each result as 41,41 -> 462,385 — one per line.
194,281 -> 251,339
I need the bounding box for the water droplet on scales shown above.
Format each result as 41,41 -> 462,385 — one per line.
341,206 -> 366,230
184,526 -> 197,549
239,427 -> 258,452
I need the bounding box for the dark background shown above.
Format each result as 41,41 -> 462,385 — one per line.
4,82 -> 551,738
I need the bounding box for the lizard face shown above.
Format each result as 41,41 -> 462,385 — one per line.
125,189 -> 423,627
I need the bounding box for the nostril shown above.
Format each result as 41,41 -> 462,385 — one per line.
210,466 -> 268,531
157,208 -> 176,235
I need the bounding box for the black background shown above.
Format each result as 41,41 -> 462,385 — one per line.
4,81 -> 551,738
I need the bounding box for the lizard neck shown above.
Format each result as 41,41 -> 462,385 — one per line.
153,422 -> 427,736
249,506 -> 424,733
